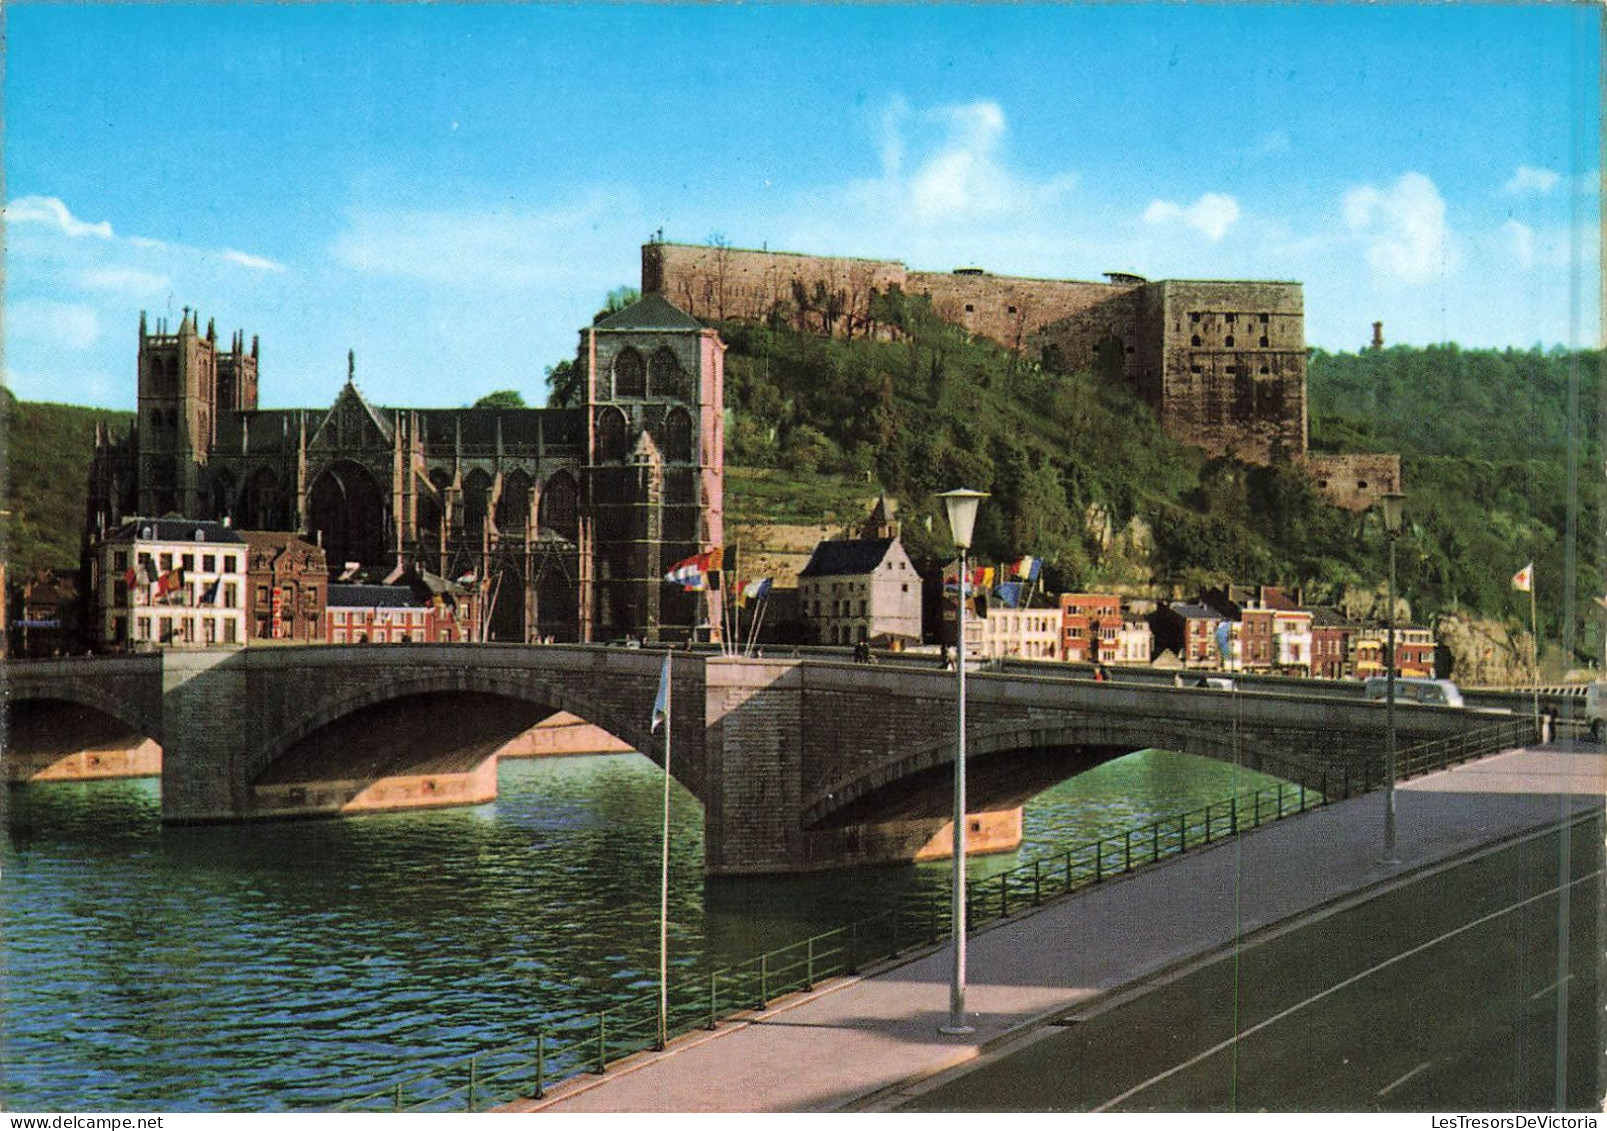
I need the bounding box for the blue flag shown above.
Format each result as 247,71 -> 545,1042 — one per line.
995,581 -> 1023,607
651,654 -> 671,733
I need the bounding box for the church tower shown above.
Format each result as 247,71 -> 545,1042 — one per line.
137,309 -> 218,516
581,293 -> 725,643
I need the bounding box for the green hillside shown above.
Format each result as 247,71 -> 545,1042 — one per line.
1308,346 -> 1599,651
1,387 -> 132,577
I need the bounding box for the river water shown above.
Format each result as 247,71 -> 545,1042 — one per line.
3,749 -> 1287,1111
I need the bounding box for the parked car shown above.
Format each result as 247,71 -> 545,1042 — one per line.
1364,676 -> 1464,708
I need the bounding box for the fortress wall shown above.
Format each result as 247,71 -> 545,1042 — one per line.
909,271 -> 1134,354
1305,453 -> 1402,512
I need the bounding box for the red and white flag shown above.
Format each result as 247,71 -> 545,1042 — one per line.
1511,562 -> 1533,593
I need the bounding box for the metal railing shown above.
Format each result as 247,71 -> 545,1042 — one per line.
336,716 -> 1534,1113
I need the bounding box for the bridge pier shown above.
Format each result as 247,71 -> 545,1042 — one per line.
702,658 -> 1025,874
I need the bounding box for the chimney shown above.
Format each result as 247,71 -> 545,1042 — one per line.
1371,321 -> 1384,351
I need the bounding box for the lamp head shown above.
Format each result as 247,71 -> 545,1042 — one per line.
1379,491 -> 1406,535
937,488 -> 989,551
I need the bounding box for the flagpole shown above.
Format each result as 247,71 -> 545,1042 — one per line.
1530,582 -> 1541,735
658,653 -> 672,1050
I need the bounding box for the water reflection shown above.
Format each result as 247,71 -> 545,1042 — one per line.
4,748 -> 1282,1110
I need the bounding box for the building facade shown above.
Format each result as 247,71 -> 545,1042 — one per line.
1059,593 -> 1121,665
241,530 -> 328,644
325,582 -> 478,644
974,606 -> 1063,662
86,295 -> 724,645
88,518 -> 248,650
797,536 -> 922,645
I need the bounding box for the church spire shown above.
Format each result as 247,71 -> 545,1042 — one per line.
347,349 -> 355,385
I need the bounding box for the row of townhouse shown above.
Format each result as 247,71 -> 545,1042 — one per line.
85,517 -> 481,652
1150,587 -> 1436,678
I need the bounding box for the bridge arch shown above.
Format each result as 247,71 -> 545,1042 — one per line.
5,680 -> 156,742
801,715 -> 1290,830
247,662 -> 686,802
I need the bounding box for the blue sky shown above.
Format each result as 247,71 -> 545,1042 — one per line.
5,3 -> 1598,411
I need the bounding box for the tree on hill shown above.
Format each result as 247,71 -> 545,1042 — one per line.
472,390 -> 526,410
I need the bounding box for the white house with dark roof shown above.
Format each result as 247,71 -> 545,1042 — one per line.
797,536 -> 921,646
89,517 -> 248,650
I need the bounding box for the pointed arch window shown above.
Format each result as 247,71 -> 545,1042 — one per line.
649,347 -> 685,398
596,406 -> 629,462
613,347 -> 646,399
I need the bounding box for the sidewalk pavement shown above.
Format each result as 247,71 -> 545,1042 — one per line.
508,743 -> 1606,1113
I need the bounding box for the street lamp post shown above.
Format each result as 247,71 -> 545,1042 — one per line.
937,488 -> 987,1037
1380,491 -> 1405,866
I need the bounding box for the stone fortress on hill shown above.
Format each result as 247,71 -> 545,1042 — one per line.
644,239 -> 1398,508
86,237 -> 1397,645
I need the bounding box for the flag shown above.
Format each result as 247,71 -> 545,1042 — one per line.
1012,556 -> 1042,583
342,562 -> 363,582
739,577 -> 773,608
123,567 -> 137,588
202,578 -> 221,605
664,549 -> 720,591
650,654 -> 671,733
1512,563 -> 1533,593
971,566 -> 996,590
456,569 -> 476,585
995,581 -> 1023,607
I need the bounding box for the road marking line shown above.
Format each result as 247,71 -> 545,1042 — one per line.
1530,973 -> 1574,1001
1093,865 -> 1603,1112
1378,1060 -> 1434,1098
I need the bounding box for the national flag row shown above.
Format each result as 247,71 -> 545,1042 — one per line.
661,548 -> 773,608
943,555 -> 1043,607
122,564 -> 225,605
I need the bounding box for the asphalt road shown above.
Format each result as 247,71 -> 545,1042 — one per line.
895,812 -> 1604,1112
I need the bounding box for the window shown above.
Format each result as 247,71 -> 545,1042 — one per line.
1190,312 -> 1200,323
136,617 -> 150,641
225,555 -> 239,574
160,554 -> 173,571
202,554 -> 215,573
1259,336 -> 1269,348
1224,336 -> 1235,348
1225,313 -> 1236,323
334,629 -> 347,644
114,550 -> 129,571
224,583 -> 237,607
1191,335 -> 1201,347
182,554 -> 195,571
204,618 -> 217,645
964,304 -> 975,313
224,620 -> 237,644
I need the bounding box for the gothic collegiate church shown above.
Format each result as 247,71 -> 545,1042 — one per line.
87,294 -> 726,644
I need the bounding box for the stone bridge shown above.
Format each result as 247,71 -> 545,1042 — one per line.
2,648 -> 1525,873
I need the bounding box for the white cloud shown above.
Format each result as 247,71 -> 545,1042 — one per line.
9,300 -> 102,350
1143,193 -> 1241,242
1503,165 -> 1561,196
1503,218 -> 1536,268
79,266 -> 172,295
1342,172 -> 1456,285
223,249 -> 288,273
844,98 -> 1077,230
6,195 -> 113,239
